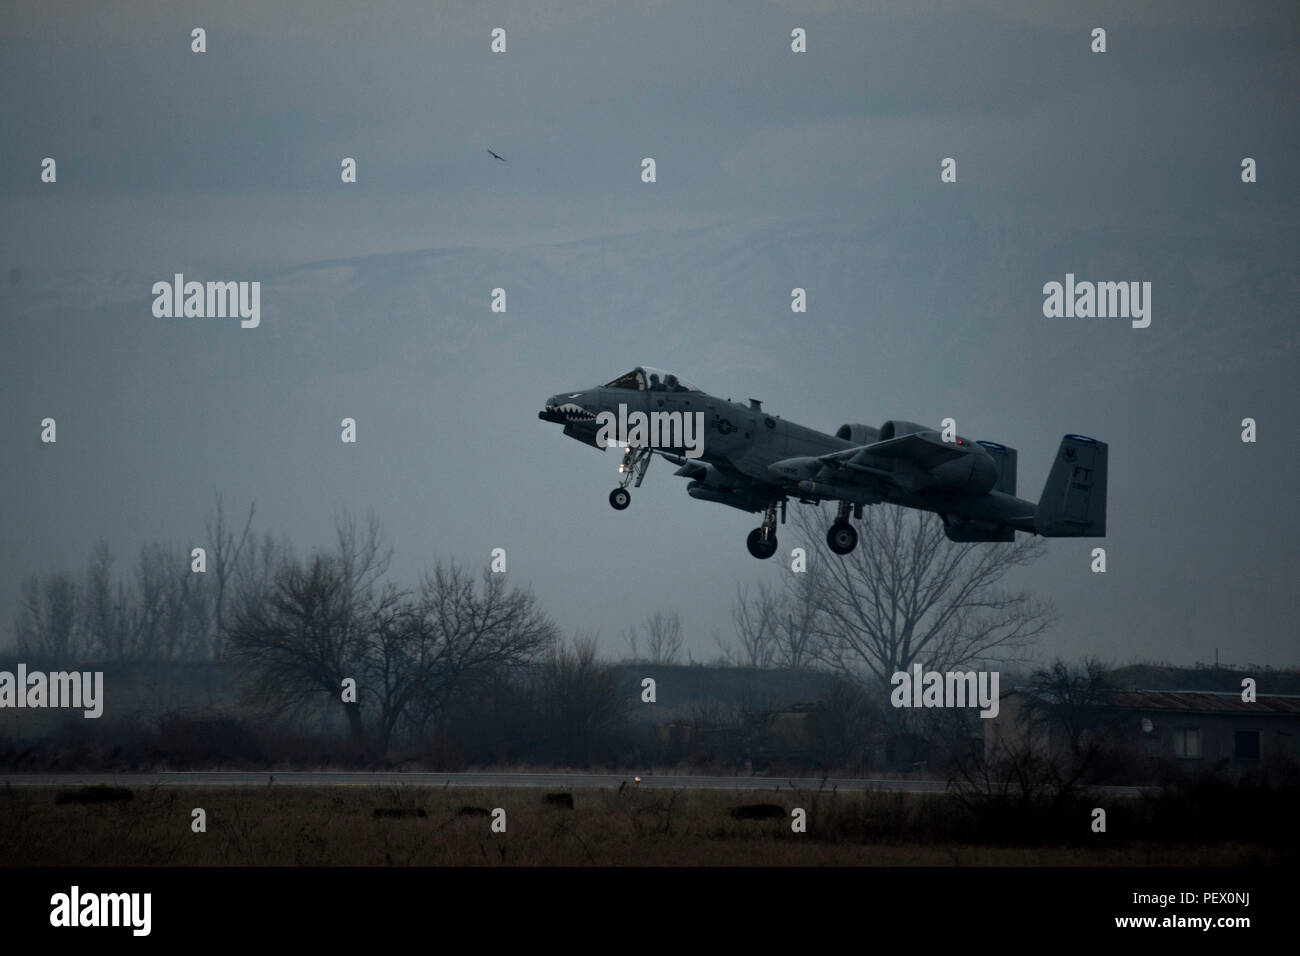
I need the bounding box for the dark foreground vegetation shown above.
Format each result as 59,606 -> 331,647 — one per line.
2,779 -> 1294,866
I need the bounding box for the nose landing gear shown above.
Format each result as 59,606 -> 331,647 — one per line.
608,445 -> 653,510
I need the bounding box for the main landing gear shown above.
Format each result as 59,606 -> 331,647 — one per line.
746,500 -> 784,559
608,445 -> 652,511
826,500 -> 859,555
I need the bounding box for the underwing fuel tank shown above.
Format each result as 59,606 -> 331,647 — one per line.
796,480 -> 882,506
768,456 -> 822,481
686,483 -> 765,513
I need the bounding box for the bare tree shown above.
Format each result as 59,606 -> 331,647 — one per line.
332,510 -> 392,609
82,540 -> 129,659
770,571 -> 819,670
227,552 -> 369,742
723,583 -> 777,668
1023,657 -> 1118,762
356,558 -> 559,756
357,581 -> 421,754
13,576 -> 43,656
224,515 -> 550,755
204,493 -> 255,660
622,625 -> 641,662
640,610 -> 685,665
723,574 -> 819,671
168,556 -> 213,660
403,562 -> 558,740
533,632 -> 628,765
13,571 -> 82,659
811,679 -> 881,769
234,531 -> 292,612
129,542 -> 173,659
792,504 -> 1053,702
226,512 -> 390,744
16,539 -> 215,663
950,661 -> 1115,804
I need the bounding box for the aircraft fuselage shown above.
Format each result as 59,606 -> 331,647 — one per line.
541,366 -> 1107,558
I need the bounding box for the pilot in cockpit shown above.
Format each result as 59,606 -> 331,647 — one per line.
649,373 -> 663,391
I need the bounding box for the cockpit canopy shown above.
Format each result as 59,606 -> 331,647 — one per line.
603,366 -> 700,393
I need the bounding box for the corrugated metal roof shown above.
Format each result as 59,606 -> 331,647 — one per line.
1002,687 -> 1300,715
1109,690 -> 1300,715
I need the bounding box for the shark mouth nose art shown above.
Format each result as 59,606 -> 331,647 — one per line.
547,402 -> 597,423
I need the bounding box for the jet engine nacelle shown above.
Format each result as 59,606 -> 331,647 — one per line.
877,420 -> 933,441
927,450 -> 997,494
835,423 -> 881,444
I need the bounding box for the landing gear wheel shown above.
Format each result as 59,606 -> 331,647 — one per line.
747,528 -> 778,559
609,488 -> 631,510
827,520 -> 858,555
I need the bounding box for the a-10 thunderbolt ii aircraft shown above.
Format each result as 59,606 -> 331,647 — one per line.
539,366 -> 1107,559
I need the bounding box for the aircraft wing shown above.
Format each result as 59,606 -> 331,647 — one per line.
660,451 -> 784,511
820,432 -> 967,472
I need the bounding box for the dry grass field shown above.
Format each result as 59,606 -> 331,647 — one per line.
0,783 -> 1284,866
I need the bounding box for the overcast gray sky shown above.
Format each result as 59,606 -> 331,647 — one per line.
2,0 -> 1297,669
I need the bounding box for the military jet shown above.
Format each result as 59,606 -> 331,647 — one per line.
539,366 -> 1107,559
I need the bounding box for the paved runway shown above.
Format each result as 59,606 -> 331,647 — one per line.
2,771 -> 943,792
0,771 -> 1144,795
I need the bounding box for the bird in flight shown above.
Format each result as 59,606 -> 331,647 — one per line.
487,149 -> 506,162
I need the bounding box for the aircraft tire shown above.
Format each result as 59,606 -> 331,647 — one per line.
746,528 -> 778,559
609,488 -> 631,510
826,520 -> 858,555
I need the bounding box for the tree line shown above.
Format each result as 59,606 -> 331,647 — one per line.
11,495 -> 1058,760
13,494 -> 275,662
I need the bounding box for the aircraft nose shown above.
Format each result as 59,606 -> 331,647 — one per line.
540,393 -> 571,423
546,391 -> 586,410
540,390 -> 599,424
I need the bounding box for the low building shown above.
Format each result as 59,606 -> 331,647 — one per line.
986,688 -> 1300,778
